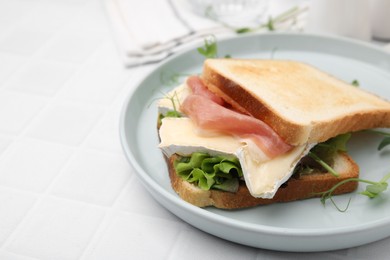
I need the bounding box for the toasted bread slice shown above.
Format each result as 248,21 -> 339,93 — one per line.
167,152 -> 359,209
203,59 -> 390,146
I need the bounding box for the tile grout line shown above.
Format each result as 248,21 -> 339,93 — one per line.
0,180 -> 110,252
1,39 -> 132,260
0,0 -> 134,257
77,175 -> 136,260
0,0 -> 106,252
166,223 -> 194,260
0,250 -> 41,260
0,2 -> 44,43
0,0 -> 86,81
0,26 -> 110,151
0,149 -> 79,250
0,0 -> 97,149
73,72 -> 138,259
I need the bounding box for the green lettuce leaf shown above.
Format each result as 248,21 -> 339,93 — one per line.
174,152 -> 242,192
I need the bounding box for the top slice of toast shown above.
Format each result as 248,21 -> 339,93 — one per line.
202,59 -> 390,145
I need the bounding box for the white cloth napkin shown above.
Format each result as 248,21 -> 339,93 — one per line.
103,0 -> 308,67
104,0 -> 233,66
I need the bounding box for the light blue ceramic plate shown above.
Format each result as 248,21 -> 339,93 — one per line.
120,33 -> 390,252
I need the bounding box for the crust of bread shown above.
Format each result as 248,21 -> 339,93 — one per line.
202,59 -> 390,145
167,153 -> 359,209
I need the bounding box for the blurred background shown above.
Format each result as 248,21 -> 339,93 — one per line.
0,0 -> 389,259
104,0 -> 390,66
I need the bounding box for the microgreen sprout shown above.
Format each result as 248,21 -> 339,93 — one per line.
157,91 -> 182,126
162,91 -> 181,117
265,17 -> 275,31
197,35 -> 218,58
196,35 -> 232,59
368,130 -> 390,151
307,133 -> 351,178
318,173 -> 390,212
308,152 -> 340,177
351,79 -> 360,87
235,6 -> 302,34
169,91 -> 181,117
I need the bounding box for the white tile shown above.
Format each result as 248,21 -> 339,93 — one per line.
0,250 -> 38,260
109,65 -> 154,108
0,1 -> 37,40
84,109 -> 123,154
0,28 -> 53,55
0,90 -> 47,135
57,43 -> 129,106
26,102 -> 102,146
63,0 -> 111,34
41,33 -> 104,63
6,60 -> 77,96
84,212 -> 184,260
16,3 -> 80,33
116,177 -> 179,221
0,24 -> 11,40
51,150 -> 131,206
6,197 -> 105,260
0,187 -> 36,246
0,138 -> 73,192
0,52 -> 26,85
0,135 -> 13,156
170,225 -> 258,260
0,1 -> 36,26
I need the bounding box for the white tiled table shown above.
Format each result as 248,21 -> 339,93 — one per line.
0,0 -> 390,259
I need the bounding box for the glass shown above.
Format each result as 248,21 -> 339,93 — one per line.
188,0 -> 269,27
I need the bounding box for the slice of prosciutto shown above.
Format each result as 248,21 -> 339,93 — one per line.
186,75 -> 225,105
181,76 -> 292,158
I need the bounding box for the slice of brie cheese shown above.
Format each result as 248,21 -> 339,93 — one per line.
159,117 -> 242,157
236,143 -> 311,198
159,117 -> 312,198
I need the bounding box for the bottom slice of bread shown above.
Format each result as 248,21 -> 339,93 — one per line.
167,152 -> 359,209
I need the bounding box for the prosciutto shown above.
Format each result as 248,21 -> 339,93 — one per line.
182,76 -> 292,158
186,76 -> 225,105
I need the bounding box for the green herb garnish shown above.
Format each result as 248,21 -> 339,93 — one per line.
379,138 -> 390,151
308,133 -> 352,177
235,6 -> 302,34
318,173 -> 390,212
308,152 -> 339,177
235,27 -> 252,34
158,91 -> 182,125
368,130 -> 390,151
351,79 -> 360,87
265,17 -> 275,31
196,35 -> 232,59
197,36 -> 218,58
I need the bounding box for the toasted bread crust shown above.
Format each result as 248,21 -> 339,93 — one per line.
203,59 -> 390,145
203,73 -> 307,145
167,153 -> 359,209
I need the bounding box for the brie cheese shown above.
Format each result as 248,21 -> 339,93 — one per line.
159,117 -> 241,157
159,117 -> 312,198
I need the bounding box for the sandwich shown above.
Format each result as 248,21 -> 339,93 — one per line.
157,59 -> 390,209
